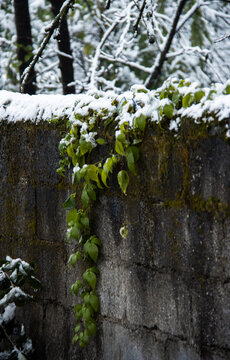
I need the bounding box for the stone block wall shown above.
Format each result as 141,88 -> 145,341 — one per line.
1,119 -> 230,360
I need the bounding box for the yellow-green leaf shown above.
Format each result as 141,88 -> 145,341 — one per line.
117,170 -> 129,195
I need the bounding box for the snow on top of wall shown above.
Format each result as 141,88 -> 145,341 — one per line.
0,89 -> 116,123
0,79 -> 230,129
0,90 -> 79,123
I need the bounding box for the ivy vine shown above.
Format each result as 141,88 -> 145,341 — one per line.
57,78 -> 230,347
57,91 -> 147,347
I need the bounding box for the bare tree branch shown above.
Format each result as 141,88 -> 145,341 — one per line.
133,0 -> 146,34
20,0 -> 74,93
214,33 -> 230,43
106,0 -> 112,9
145,0 -> 187,89
176,1 -> 209,32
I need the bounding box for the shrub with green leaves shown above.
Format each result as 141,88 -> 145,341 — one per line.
0,256 -> 41,360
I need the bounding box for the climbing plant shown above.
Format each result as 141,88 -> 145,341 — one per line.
57,78 -> 230,347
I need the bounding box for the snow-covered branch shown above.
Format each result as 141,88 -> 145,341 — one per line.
166,46 -> 210,59
214,33 -> 230,43
176,1 -> 209,32
89,21 -> 118,88
100,53 -> 152,74
90,3 -> 134,88
145,0 -> 187,88
56,49 -> 73,60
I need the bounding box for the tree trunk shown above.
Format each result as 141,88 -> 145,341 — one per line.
49,0 -> 75,94
14,0 -> 36,94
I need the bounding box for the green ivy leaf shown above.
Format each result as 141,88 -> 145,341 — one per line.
67,144 -> 75,158
89,294 -> 99,312
172,91 -> 181,107
87,183 -> 96,201
75,324 -> 81,334
163,103 -> 174,119
101,169 -> 108,187
116,131 -> 126,143
86,320 -> 97,336
71,280 -> 82,296
84,293 -> 90,305
81,186 -> 89,208
125,147 -> 135,174
80,214 -> 90,229
225,85 -> 230,94
71,224 -> 80,240
135,114 -> 146,131
86,165 -> 99,183
79,340 -> 85,348
72,154 -> 79,167
87,266 -> 99,275
117,170 -> 129,195
83,270 -> 97,290
194,90 -> 205,102
63,194 -> 75,210
90,236 -> 101,247
101,157 -> 115,186
82,306 -> 91,321
82,330 -> 89,345
76,251 -> 82,260
207,89 -> 217,100
182,93 -> 195,108
125,146 -> 139,174
74,303 -> 82,315
79,140 -> 90,155
137,88 -> 148,93
115,140 -> 125,155
96,138 -> 105,145
84,241 -> 99,263
66,209 -> 79,226
72,334 -> 79,344
66,229 -> 71,243
70,253 -> 77,267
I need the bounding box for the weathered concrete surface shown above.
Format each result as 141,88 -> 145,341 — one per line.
1,119 -> 230,360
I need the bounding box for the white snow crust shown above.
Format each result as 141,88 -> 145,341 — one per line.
0,79 -> 230,131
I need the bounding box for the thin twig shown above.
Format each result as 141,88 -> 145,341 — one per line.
133,0 -> 146,34
176,1 -> 209,33
214,33 -> 230,43
0,323 -> 16,349
20,0 -> 74,93
89,14 -> 125,87
56,49 -> 73,60
100,53 -> 152,73
145,0 -> 187,88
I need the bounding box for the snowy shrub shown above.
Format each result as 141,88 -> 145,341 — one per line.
0,256 -> 41,360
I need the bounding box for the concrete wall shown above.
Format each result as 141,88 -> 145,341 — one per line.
1,119 -> 230,360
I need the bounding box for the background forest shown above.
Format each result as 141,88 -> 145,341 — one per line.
0,0 -> 230,95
